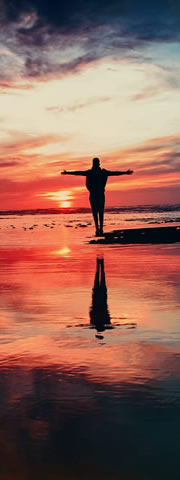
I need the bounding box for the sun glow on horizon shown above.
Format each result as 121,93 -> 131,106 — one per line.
40,190 -> 74,208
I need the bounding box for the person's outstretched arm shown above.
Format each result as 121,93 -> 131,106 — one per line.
61,170 -> 89,176
106,169 -> 133,176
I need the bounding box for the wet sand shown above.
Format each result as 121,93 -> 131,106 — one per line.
0,218 -> 180,479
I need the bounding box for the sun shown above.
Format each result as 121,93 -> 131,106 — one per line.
61,200 -> 70,208
39,189 -> 74,208
58,191 -> 73,208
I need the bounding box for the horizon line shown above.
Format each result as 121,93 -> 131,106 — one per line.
0,203 -> 180,215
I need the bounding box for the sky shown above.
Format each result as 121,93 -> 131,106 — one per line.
0,0 -> 180,209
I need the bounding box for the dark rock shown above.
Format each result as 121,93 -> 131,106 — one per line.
89,226 -> 180,244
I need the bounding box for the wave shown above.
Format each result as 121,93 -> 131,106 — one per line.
0,204 -> 180,216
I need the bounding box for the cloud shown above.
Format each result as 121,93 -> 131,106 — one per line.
0,133 -> 68,178
102,134 -> 180,181
132,86 -> 164,101
47,97 -> 110,114
0,160 -> 20,167
131,64 -> 180,101
0,0 -> 180,82
0,133 -> 65,155
0,80 -> 35,92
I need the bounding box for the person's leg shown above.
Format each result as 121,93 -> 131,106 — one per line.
99,195 -> 105,235
99,208 -> 104,234
90,196 -> 99,235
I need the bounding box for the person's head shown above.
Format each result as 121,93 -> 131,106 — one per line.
92,157 -> 100,168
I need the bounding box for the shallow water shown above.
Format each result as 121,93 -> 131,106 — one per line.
0,215 -> 180,479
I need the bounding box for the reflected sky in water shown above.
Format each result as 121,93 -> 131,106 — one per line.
0,215 -> 180,479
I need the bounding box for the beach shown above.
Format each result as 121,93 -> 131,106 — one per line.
0,208 -> 180,479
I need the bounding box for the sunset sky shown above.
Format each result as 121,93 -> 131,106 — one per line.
0,0 -> 180,209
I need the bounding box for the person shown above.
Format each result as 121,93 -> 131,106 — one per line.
61,157 -> 133,236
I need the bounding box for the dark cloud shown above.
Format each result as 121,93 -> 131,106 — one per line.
1,0 -> 180,39
0,0 -> 180,81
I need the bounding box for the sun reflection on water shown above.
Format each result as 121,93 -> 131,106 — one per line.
52,246 -> 71,257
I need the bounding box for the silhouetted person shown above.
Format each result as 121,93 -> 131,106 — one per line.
61,157 -> 133,236
90,257 -> 111,339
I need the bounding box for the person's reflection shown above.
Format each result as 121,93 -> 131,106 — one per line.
90,257 -> 112,339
